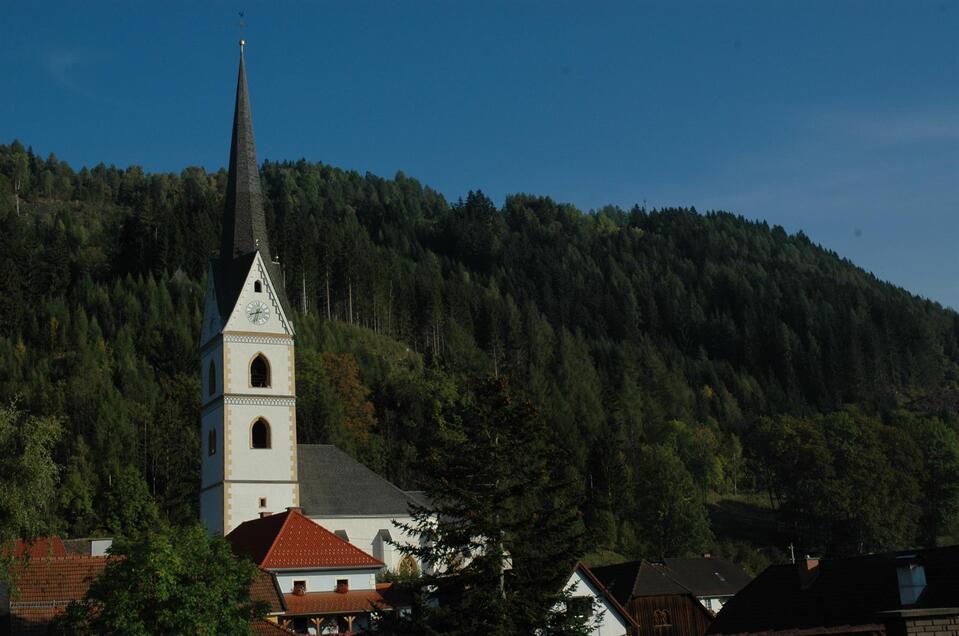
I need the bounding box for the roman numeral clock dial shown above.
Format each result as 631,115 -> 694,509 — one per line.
246,300 -> 270,325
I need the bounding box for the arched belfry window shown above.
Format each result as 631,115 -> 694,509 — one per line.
250,354 -> 270,388
254,280 -> 262,293
251,419 -> 271,449
208,361 -> 216,395
208,428 -> 216,456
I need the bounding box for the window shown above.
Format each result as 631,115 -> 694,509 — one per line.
251,419 -> 271,449
399,555 -> 420,577
254,280 -> 262,293
335,579 -> 349,593
654,609 -> 672,627
259,497 -> 267,508
208,361 -> 216,395
898,563 -> 926,605
293,580 -> 306,595
250,354 -> 270,388
208,428 -> 216,456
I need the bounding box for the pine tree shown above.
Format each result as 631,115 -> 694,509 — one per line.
390,377 -> 590,635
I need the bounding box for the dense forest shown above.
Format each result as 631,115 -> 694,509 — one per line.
2,139 -> 958,569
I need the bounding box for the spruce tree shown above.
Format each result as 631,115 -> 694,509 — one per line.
390,377 -> 590,635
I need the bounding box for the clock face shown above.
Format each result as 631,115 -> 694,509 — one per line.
246,300 -> 270,325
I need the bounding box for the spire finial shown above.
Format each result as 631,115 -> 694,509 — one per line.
238,11 -> 246,50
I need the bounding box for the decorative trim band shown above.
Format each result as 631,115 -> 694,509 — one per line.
224,395 -> 296,407
201,394 -> 296,413
223,334 -> 293,346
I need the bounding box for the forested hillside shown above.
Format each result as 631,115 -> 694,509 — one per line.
2,140 -> 958,567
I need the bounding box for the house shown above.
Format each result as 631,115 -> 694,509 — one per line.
3,555 -> 108,636
591,557 -> 750,636
228,507 -> 400,634
653,557 -> 752,614
708,545 -> 959,636
1,540 -> 288,636
566,562 -> 639,636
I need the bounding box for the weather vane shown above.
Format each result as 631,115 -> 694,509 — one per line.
238,11 -> 246,49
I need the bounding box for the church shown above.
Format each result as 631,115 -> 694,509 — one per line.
198,41 -> 424,575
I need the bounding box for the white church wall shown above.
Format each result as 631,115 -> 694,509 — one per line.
273,568 -> 378,595
308,515 -> 423,572
201,485 -> 225,535
224,402 -> 296,482
224,340 -> 294,397
200,404 -> 224,488
228,482 -> 299,532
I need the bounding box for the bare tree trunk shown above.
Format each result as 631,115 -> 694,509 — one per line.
387,280 -> 393,337
348,277 -> 354,325
301,272 -> 308,315
325,268 -> 331,321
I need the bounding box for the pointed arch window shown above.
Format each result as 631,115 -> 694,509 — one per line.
208,360 -> 216,395
251,419 -> 271,449
250,354 -> 270,388
208,428 -> 216,456
254,280 -> 263,293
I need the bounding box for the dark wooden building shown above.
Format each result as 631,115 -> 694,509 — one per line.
707,545 -> 959,636
592,558 -> 751,636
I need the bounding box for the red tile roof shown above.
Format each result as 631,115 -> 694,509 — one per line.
250,568 -> 287,615
7,555 -> 109,636
3,537 -> 67,559
283,589 -> 391,616
227,508 -> 384,570
252,619 -> 297,635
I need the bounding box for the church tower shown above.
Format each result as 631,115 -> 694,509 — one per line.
200,42 -> 298,536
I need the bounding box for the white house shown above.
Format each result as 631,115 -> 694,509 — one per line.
228,507 -> 402,634
565,563 -> 637,636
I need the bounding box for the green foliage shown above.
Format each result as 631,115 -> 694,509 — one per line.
633,444 -> 713,557
54,524 -> 265,636
390,378 -> 591,635
749,409 -> 954,555
2,140 -> 959,565
0,401 -> 62,547
101,464 -> 161,537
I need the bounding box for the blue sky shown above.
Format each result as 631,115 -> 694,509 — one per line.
2,1 -> 957,307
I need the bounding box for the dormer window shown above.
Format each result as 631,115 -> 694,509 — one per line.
254,280 -> 262,293
250,354 -> 270,388
897,562 -> 926,605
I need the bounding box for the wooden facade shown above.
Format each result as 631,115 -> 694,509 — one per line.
627,594 -> 713,636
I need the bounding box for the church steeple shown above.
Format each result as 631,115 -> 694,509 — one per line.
209,41 -> 292,323
200,41 -> 299,537
222,41 -> 271,262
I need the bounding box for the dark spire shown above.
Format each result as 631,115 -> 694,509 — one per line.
212,42 -> 293,323
221,41 -> 271,261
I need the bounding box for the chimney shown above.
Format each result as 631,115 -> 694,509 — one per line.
286,506 -> 303,514
798,557 -> 820,590
259,512 -> 272,518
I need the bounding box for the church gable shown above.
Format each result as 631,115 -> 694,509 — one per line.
222,251 -> 294,336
